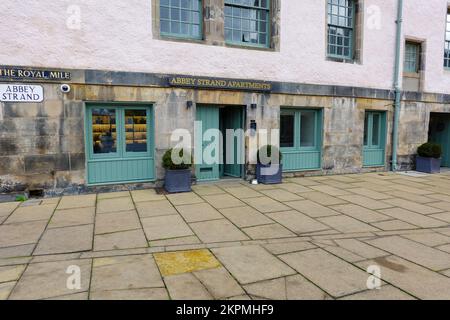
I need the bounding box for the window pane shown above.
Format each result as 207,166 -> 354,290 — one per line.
280,114 -> 295,148
404,42 -> 419,73
372,114 -> 380,147
92,109 -> 117,154
160,0 -> 201,38
445,12 -> 450,67
224,1 -> 269,47
300,111 -> 316,147
363,113 -> 369,146
125,110 -> 148,153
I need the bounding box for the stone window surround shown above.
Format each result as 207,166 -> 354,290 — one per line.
152,0 -> 281,51
325,0 -> 364,65
402,37 -> 426,92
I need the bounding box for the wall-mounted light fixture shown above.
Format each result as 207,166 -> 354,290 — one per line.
186,101 -> 193,109
250,103 -> 257,109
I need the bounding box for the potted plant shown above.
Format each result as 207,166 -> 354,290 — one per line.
256,145 -> 283,184
163,148 -> 193,193
416,142 -> 442,173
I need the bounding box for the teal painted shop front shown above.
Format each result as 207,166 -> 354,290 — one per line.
362,111 -> 387,167
85,104 -> 155,185
280,108 -> 323,172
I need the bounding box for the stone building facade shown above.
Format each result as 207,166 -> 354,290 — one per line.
1,0 -> 450,195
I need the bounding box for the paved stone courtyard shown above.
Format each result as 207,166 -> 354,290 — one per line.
1,171 -> 450,300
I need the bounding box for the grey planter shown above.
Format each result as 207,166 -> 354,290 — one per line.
256,163 -> 283,184
416,156 -> 441,174
164,169 -> 192,193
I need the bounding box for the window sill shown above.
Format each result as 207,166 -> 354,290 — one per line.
225,42 -> 275,52
326,56 -> 360,65
158,34 -> 205,45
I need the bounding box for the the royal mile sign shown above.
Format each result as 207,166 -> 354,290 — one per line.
168,76 -> 272,92
0,67 -> 71,81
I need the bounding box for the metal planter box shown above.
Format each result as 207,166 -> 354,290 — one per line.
256,164 -> 283,184
164,169 -> 192,193
416,156 -> 441,174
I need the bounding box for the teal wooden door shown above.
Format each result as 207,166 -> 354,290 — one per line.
196,105 -> 220,181
280,109 -> 322,171
429,116 -> 450,167
223,108 -> 244,178
363,111 -> 386,167
86,105 -> 154,185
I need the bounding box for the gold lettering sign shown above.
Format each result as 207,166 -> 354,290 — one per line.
0,67 -> 71,81
168,76 -> 272,92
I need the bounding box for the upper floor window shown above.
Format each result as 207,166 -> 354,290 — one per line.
224,0 -> 270,48
445,10 -> 450,68
327,0 -> 355,60
160,0 -> 202,39
404,41 -> 420,73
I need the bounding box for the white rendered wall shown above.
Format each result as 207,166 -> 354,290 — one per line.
1,0 -> 449,93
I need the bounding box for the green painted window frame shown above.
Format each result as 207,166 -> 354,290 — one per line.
404,41 -> 420,73
327,0 -> 355,60
159,0 -> 203,40
280,109 -> 322,153
224,0 -> 271,48
444,9 -> 450,69
86,105 -> 154,161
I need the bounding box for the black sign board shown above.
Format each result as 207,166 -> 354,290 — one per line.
168,76 -> 272,92
0,67 -> 71,81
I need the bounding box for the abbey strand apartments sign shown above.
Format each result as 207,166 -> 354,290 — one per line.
0,67 -> 71,81
168,76 -> 272,92
0,84 -> 44,102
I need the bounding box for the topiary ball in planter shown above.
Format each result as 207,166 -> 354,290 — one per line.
256,145 -> 283,184
416,142 -> 442,174
163,148 -> 192,193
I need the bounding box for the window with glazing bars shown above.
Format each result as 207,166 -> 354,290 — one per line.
404,42 -> 420,73
327,0 -> 354,59
160,0 -> 202,39
224,0 -> 270,47
445,10 -> 450,68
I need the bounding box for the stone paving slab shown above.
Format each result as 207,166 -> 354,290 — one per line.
95,210 -> 141,235
244,275 -> 331,300
9,259 -> 92,300
300,192 -> 348,206
330,204 -> 390,223
91,254 -> 164,292
193,267 -> 245,299
339,285 -> 415,300
242,223 -> 297,240
357,256 -> 450,300
0,281 -> 16,300
94,229 -> 148,251
176,203 -> 223,223
279,248 -> 371,298
166,193 -> 204,206
131,189 -> 166,202
136,200 -> 178,218
266,211 -> 330,235
377,207 -> 447,228
4,204 -> 55,224
211,245 -> 296,285
90,288 -> 169,300
318,215 -> 380,233
164,272 -> 213,300
142,215 -> 194,241
338,195 -> 393,210
57,194 -> 96,210
0,265 -> 26,283
260,189 -> 304,202
366,236 -> 450,271
0,220 -> 48,248
97,197 -> 135,214
285,200 -> 341,218
190,219 -> 249,243
219,206 -> 273,228
34,224 -> 94,255
48,207 -> 95,229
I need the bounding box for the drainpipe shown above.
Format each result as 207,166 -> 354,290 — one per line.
392,0 -> 404,171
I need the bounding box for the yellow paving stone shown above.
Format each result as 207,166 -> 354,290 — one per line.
154,249 -> 221,277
